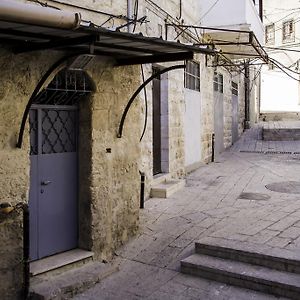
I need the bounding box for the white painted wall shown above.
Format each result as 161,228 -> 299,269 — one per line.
261,68 -> 300,112
261,0 -> 300,113
184,89 -> 201,168
200,0 -> 264,43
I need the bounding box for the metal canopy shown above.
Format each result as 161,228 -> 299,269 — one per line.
201,27 -> 268,62
0,20 -> 215,66
165,24 -> 268,64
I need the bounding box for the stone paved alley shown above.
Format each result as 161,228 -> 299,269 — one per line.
75,125 -> 300,299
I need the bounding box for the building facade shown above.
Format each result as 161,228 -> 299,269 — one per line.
0,0 -> 263,298
261,0 -> 300,114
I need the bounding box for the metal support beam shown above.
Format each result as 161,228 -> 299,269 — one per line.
117,64 -> 186,138
116,51 -> 193,66
16,54 -> 79,148
17,35 -> 97,53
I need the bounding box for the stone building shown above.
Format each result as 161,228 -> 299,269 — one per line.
261,0 -> 300,115
0,0 -> 264,298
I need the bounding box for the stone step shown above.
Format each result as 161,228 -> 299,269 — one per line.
195,237 -> 300,273
181,253 -> 300,300
150,179 -> 185,198
30,261 -> 118,300
263,128 -> 300,141
30,249 -> 94,276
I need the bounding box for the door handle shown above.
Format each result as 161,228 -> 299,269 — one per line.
41,180 -> 52,186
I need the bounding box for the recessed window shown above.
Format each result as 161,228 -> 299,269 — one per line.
232,81 -> 238,96
282,19 -> 295,43
184,60 -> 200,91
265,24 -> 275,45
213,72 -> 223,93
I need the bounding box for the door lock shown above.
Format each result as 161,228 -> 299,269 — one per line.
41,180 -> 52,186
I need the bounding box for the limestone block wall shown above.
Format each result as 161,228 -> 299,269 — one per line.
85,61 -> 142,260
200,56 -> 214,163
0,48 -> 60,299
0,210 -> 23,300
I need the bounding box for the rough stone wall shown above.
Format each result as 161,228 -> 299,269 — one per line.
86,61 -> 142,260
200,56 -> 214,163
222,70 -> 233,149
238,75 -> 246,136
0,48 -> 61,299
0,210 -> 23,300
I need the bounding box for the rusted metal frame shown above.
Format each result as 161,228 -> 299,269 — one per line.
166,23 -> 269,62
166,24 -> 252,34
117,64 -> 186,138
249,31 -> 268,63
81,26 -> 215,55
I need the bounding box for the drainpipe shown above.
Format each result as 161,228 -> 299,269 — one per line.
22,204 -> 30,300
127,0 -> 133,32
177,0 -> 182,20
0,0 -> 81,29
244,62 -> 250,130
259,0 -> 263,21
139,171 -> 145,209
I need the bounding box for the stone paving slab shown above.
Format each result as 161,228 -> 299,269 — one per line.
74,126 -> 300,299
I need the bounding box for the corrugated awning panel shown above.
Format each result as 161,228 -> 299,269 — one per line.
0,20 -> 215,65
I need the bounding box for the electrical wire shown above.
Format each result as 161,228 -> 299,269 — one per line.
199,0 -> 221,21
264,45 -> 300,53
249,64 -> 262,93
267,58 -> 300,82
268,57 -> 300,76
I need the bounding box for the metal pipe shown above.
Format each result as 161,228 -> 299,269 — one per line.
22,204 -> 30,300
211,133 -> 215,162
127,0 -> 133,32
0,0 -> 81,29
244,62 -> 250,130
259,0 -> 263,21
177,0 -> 182,20
140,171 -> 145,209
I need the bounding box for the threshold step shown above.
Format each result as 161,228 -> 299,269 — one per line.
30,261 -> 118,300
150,179 -> 185,198
181,253 -> 300,300
30,249 -> 94,276
195,237 -> 300,273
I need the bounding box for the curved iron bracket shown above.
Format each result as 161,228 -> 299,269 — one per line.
16,54 -> 79,149
117,64 -> 186,138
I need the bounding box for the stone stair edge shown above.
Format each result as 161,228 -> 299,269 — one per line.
195,237 -> 300,270
181,253 -> 300,300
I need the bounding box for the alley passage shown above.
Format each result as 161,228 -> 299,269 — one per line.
75,126 -> 300,299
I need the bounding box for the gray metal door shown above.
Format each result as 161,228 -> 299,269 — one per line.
153,69 -> 162,175
213,73 -> 224,159
232,88 -> 239,144
29,105 -> 78,261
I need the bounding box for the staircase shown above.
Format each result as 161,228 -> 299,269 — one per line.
181,237 -> 300,299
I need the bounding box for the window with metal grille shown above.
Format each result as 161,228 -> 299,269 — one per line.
282,19 -> 295,43
232,81 -> 238,96
265,24 -> 275,45
213,72 -> 223,93
184,60 -> 200,91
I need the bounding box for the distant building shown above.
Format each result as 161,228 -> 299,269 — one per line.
261,0 -> 300,114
